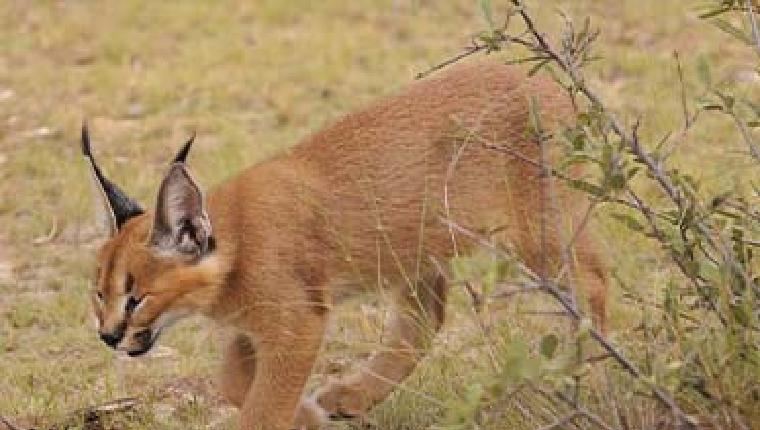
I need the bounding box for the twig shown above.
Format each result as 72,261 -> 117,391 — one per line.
32,216 -> 59,246
417,40 -> 488,79
537,411 -> 582,430
428,255 -> 499,369
627,190 -> 728,326
673,51 -> 692,130
490,283 -> 542,299
518,310 -> 571,317
555,393 -> 619,430
619,290 -> 701,325
533,385 -> 620,430
747,0 -> 760,56
729,109 -> 760,162
559,200 -> 598,276
416,30 -> 533,79
81,397 -> 138,414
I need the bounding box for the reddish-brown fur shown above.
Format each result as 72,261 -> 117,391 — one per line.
90,62 -> 608,430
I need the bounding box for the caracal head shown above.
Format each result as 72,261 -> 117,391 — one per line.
82,122 -> 217,357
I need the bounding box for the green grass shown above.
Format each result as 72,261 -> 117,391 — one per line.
0,0 -> 758,429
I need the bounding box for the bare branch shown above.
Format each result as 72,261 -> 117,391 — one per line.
416,41 -> 488,80
747,0 -> 760,56
537,411 -> 581,430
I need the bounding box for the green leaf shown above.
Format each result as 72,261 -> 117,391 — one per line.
610,212 -> 646,232
559,153 -> 599,170
500,338 -> 540,383
528,58 -> 551,77
732,304 -> 750,327
539,334 -> 559,359
572,133 -> 587,151
608,173 -> 627,190
698,6 -> 730,19
567,178 -> 605,197
577,112 -> 592,127
663,280 -> 680,321
716,91 -> 735,110
711,18 -> 752,45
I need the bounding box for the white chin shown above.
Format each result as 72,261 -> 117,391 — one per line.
152,309 -> 189,333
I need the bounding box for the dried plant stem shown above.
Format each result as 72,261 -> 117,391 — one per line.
748,0 -> 760,56
416,42 -> 487,79
535,386 -> 620,430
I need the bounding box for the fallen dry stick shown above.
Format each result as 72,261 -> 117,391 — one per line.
1,398 -> 138,430
0,416 -> 21,430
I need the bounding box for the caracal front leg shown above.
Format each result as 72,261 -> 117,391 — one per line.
219,333 -> 257,408
315,274 -> 447,419
238,312 -> 328,430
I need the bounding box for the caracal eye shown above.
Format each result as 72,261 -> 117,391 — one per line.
125,295 -> 143,312
123,273 -> 144,312
125,273 -> 135,294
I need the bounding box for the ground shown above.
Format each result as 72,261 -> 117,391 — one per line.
0,1 -> 757,429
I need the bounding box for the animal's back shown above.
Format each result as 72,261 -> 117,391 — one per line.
277,62 -> 579,285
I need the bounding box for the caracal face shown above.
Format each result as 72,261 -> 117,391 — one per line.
84,125 -> 218,356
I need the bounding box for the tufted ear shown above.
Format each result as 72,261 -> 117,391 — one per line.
149,163 -> 212,258
81,121 -> 144,235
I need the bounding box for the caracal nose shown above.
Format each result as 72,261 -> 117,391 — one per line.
99,330 -> 123,347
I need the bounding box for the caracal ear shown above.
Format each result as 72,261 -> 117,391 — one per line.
150,152 -> 212,258
81,120 -> 144,236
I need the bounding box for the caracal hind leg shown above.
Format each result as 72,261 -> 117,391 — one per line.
516,214 -> 609,333
219,333 -> 257,408
574,234 -> 609,333
314,274 -> 447,419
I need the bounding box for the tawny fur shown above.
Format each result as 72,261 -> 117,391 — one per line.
91,62 -> 608,430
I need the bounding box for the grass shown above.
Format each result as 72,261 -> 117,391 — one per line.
0,0 -> 758,429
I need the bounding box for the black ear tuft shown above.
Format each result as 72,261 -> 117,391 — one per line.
82,120 -> 144,234
173,132 -> 196,164
81,120 -> 93,157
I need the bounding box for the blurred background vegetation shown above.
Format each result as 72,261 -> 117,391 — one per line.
0,1 -> 758,429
